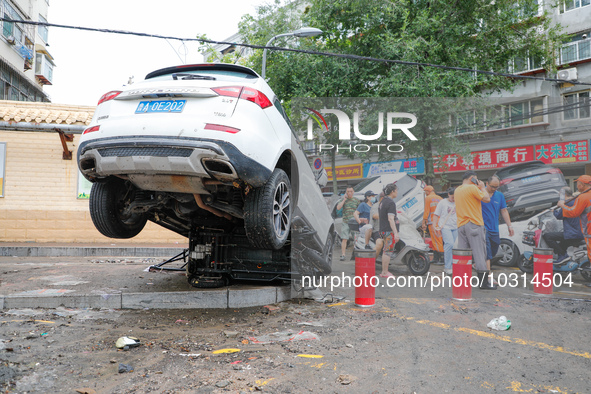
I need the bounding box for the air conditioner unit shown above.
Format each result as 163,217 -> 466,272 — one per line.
558,67 -> 578,81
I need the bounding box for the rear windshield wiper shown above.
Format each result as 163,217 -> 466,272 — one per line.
172,73 -> 217,81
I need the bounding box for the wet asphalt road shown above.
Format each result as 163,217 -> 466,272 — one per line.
1,249 -> 591,393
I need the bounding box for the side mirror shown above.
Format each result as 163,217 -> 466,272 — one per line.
316,169 -> 328,187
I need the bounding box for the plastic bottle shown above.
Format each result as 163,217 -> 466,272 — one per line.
487,316 -> 511,331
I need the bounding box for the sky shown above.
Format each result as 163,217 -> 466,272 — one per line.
43,0 -> 267,106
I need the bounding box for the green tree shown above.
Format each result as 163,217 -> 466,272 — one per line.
236,0 -> 565,185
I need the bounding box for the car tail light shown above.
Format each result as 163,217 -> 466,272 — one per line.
500,178 -> 513,186
547,168 -> 562,174
97,91 -> 122,105
211,86 -> 242,98
212,86 -> 272,109
239,87 -> 272,108
83,125 -> 100,135
204,123 -> 240,134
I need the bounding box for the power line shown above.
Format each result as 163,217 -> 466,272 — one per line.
5,18 -> 591,87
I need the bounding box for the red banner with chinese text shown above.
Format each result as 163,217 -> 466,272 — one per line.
435,146 -> 535,173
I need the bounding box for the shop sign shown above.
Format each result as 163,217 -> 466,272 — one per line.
326,164 -> 363,181
363,158 -> 425,177
435,145 -> 534,173
534,140 -> 588,164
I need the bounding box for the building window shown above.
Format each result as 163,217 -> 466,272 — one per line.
511,0 -> 541,21
560,0 -> 591,13
508,52 -> 543,73
560,32 -> 591,65
38,14 -> 48,43
564,91 -> 590,120
453,98 -> 545,134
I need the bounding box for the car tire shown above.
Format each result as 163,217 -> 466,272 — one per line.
244,168 -> 291,250
494,239 -> 519,267
89,178 -> 147,239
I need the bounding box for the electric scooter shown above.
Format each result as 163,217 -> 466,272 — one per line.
350,210 -> 431,276
517,209 -> 591,280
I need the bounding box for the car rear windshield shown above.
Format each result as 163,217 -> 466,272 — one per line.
495,162 -> 546,178
147,69 -> 258,82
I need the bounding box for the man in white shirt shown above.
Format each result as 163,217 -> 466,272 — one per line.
433,187 -> 457,275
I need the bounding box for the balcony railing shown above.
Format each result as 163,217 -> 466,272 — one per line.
560,38 -> 591,65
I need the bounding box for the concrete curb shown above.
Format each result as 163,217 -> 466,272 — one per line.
0,286 -> 292,310
0,246 -> 186,257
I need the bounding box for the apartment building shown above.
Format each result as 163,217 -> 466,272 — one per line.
0,0 -> 52,101
439,1 -> 591,189
319,2 -> 591,192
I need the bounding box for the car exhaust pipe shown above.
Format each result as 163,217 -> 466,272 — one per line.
193,193 -> 233,221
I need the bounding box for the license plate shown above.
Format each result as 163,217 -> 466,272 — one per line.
521,175 -> 541,184
400,197 -> 418,212
135,100 -> 186,114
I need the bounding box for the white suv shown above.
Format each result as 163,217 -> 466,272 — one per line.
77,63 -> 334,287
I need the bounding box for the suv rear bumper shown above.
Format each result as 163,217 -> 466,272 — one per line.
78,136 -> 272,190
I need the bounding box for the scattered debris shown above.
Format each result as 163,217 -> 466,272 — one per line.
249,330 -> 319,344
75,389 -> 97,394
115,336 -> 141,350
487,316 -> 511,331
223,330 -> 240,338
315,293 -> 346,304
215,380 -> 231,388
212,348 -> 241,354
118,363 -> 134,373
336,374 -> 357,385
262,305 -> 280,314
296,321 -> 325,327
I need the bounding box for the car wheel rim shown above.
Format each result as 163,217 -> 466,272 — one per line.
273,181 -> 290,240
500,243 -> 513,263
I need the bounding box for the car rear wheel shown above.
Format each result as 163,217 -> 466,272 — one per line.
89,178 -> 147,238
494,239 -> 519,267
244,168 -> 291,250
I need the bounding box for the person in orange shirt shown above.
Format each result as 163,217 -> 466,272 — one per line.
422,186 -> 444,265
557,175 -> 591,270
454,170 -> 494,290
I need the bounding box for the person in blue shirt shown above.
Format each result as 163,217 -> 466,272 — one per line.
481,176 -> 514,276
354,190 -> 378,251
354,190 -> 376,226
545,187 -> 584,262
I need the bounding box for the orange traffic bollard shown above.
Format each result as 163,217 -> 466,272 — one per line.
533,248 -> 554,295
452,249 -> 472,301
354,249 -> 376,307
